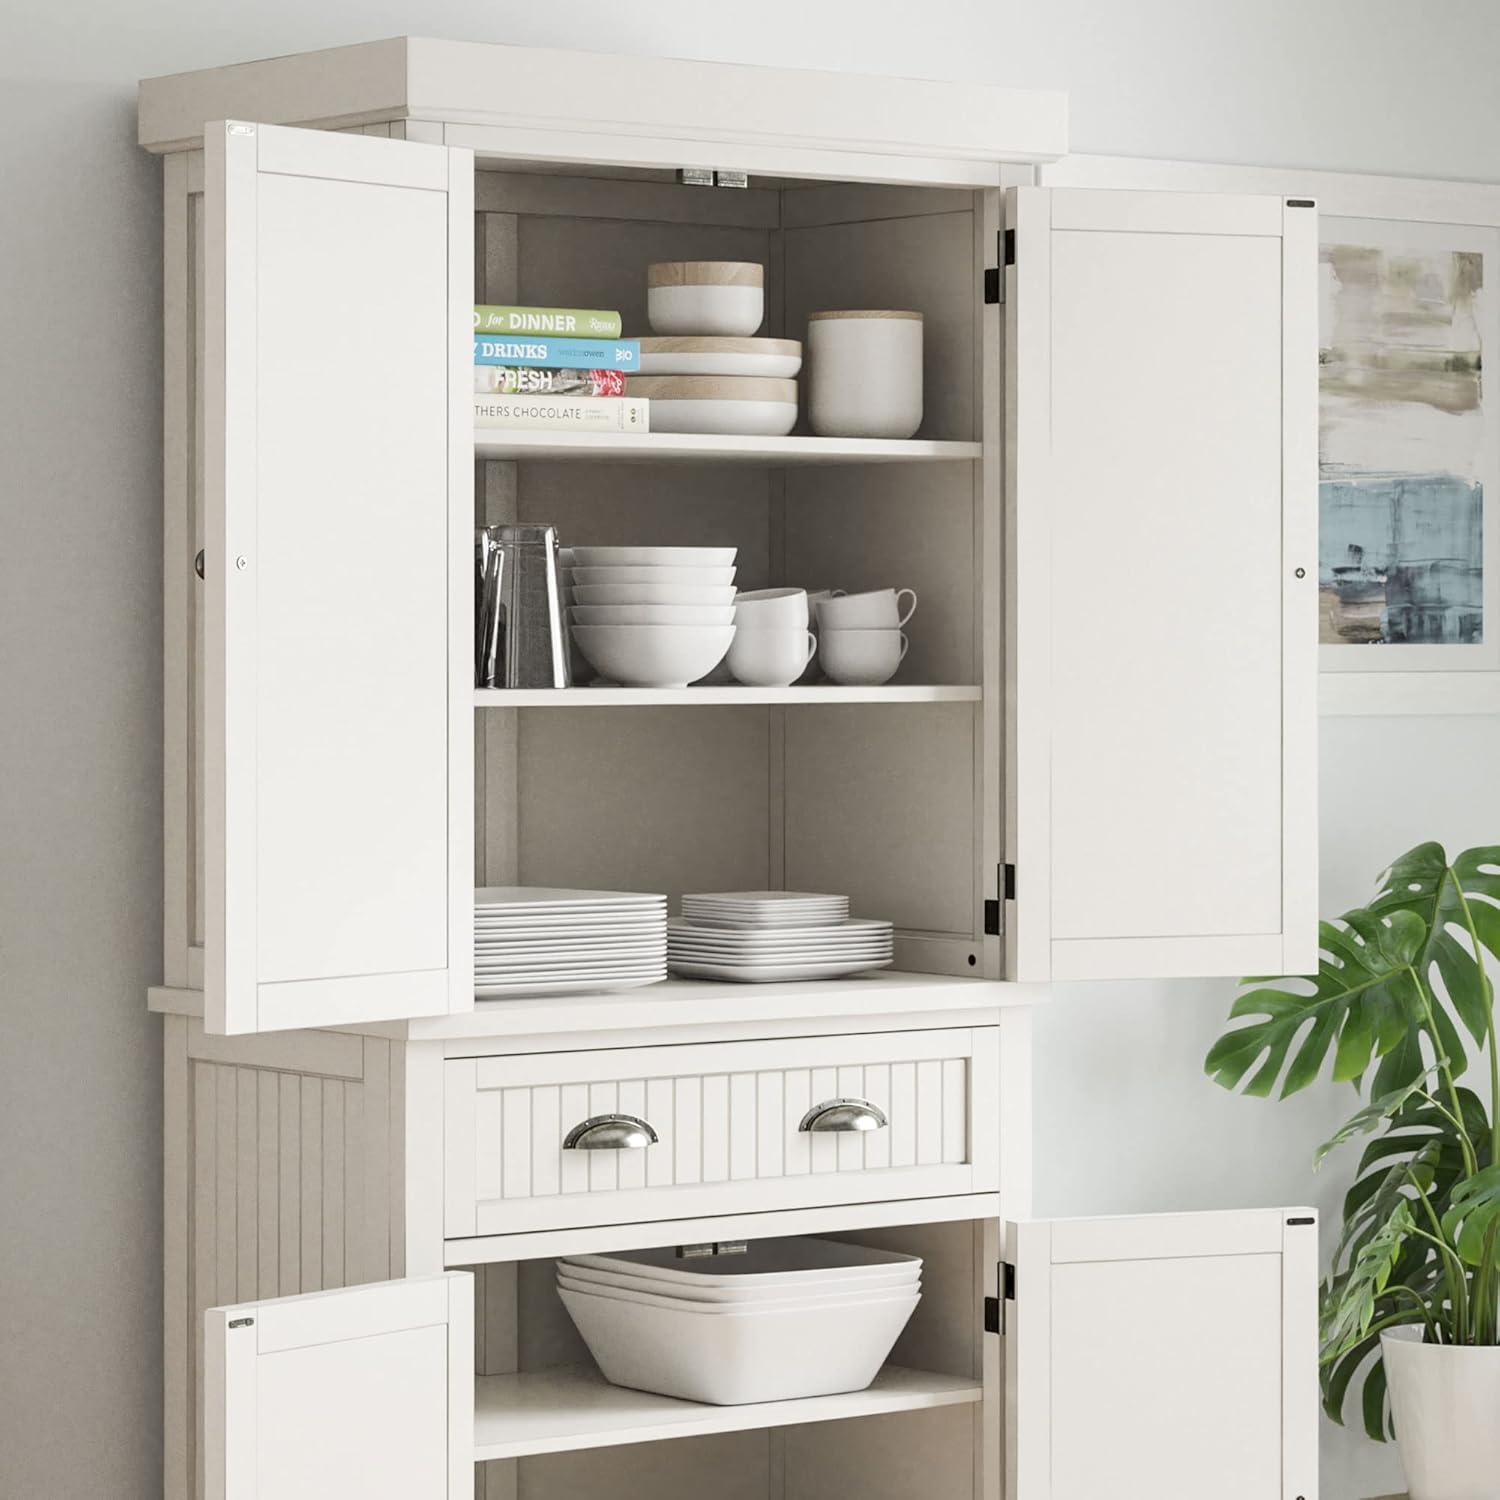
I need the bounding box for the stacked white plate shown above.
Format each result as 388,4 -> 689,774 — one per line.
474,886 -> 667,997
556,1238 -> 922,1405
567,546 -> 738,687
669,890 -> 893,982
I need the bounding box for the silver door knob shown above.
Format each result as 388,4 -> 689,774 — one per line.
798,1098 -> 889,1133
562,1113 -> 658,1150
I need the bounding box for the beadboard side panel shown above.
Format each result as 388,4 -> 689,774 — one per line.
169,1026 -> 402,1500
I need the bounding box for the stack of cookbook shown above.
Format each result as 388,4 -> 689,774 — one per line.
473,304 -> 650,434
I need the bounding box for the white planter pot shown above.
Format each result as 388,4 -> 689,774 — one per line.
1382,1328 -> 1500,1499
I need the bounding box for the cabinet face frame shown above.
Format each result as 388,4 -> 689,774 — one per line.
201,121 -> 475,1035
1003,184 -> 1318,983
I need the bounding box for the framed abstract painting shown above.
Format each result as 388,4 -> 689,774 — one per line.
1041,156 -> 1500,714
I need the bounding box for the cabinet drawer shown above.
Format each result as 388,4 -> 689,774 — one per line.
443,1028 -> 998,1239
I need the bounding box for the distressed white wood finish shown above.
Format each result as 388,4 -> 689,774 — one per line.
203,121 -> 473,1033
175,1027 -> 401,1499
204,1273 -> 472,1499
1005,185 -> 1317,981
139,37 -> 1067,168
1005,1209 -> 1319,1500
445,1030 -> 997,1239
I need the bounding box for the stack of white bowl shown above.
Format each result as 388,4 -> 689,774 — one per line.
814,587 -> 919,686
568,546 -> 738,687
630,261 -> 801,437
556,1238 -> 922,1406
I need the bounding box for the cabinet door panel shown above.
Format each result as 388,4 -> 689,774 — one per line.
204,1273 -> 472,1499
1005,186 -> 1317,981
204,122 -> 473,1033
1005,1209 -> 1318,1500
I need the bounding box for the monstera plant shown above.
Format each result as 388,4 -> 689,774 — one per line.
1205,843 -> 1500,1491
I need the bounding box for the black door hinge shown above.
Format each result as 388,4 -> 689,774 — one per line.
983,899 -> 1000,936
1003,1261 -> 1016,1300
1003,863 -> 1016,901
983,1295 -> 1001,1334
1003,228 -> 1016,266
983,267 -> 1000,305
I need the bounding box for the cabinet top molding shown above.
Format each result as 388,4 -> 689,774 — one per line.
137,35 -> 1068,171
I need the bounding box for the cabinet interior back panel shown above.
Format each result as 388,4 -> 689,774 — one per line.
253,173 -> 450,980
1048,229 -> 1283,940
783,209 -> 976,442
514,706 -> 772,901
784,703 -> 975,937
783,461 -> 977,685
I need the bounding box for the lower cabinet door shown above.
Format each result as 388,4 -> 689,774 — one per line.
1005,1209 -> 1318,1500
203,1272 -> 473,1499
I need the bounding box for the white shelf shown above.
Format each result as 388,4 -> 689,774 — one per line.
472,1363 -> 982,1461
474,430 -> 981,465
475,684 -> 980,708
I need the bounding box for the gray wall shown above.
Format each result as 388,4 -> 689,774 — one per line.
3,3 -> 1497,1498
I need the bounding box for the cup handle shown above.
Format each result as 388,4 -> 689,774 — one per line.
898,632 -> 910,663
803,630 -> 818,667
830,589 -> 848,598
895,588 -> 918,627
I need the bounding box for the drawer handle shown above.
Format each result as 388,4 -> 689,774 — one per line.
798,1098 -> 888,1133
563,1113 -> 658,1151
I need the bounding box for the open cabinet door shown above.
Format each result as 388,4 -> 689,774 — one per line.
1005,1210 -> 1318,1500
203,122 -> 473,1034
1005,186 -> 1317,983
204,1273 -> 473,1499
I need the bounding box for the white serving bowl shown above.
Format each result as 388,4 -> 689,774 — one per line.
566,1238 -> 922,1288
570,624 -> 735,688
570,546 -> 736,568
571,565 -> 737,588
556,1272 -> 918,1314
572,582 -> 738,607
647,262 -> 765,337
570,604 -> 736,627
559,1261 -> 919,1303
818,626 -> 909,686
558,1283 -> 920,1405
626,376 -> 797,437
638,336 -> 802,378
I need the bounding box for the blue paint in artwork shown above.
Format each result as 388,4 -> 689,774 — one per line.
1319,471 -> 1484,644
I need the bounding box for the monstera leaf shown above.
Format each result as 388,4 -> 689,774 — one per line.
1367,843 -> 1500,1093
1204,908 -> 1427,1098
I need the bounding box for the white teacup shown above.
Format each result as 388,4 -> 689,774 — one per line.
728,627 -> 818,687
819,627 -> 909,686
734,587 -> 809,629
815,587 -> 917,630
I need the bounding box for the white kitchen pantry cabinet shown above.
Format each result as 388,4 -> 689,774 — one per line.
140,37 -> 1320,1500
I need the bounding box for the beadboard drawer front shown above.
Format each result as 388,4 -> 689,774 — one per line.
443,1029 -> 998,1239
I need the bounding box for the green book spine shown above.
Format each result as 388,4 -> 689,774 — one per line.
473,305 -> 623,339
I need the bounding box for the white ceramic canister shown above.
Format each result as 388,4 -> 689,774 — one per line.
807,311 -> 923,439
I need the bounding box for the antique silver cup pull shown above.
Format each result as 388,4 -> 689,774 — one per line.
562,1113 -> 658,1150
798,1098 -> 889,1133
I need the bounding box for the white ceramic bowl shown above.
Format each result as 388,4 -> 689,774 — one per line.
570,623 -> 735,688
727,627 -> 817,687
626,376 -> 797,437
572,582 -> 737,607
815,587 -> 918,630
571,565 -> 736,587
566,1239 -> 922,1288
570,546 -> 736,568
808,311 -> 923,439
559,1261 -> 919,1302
571,604 -> 735,627
556,1272 -> 918,1314
818,627 -> 909,686
558,1283 -> 920,1405
647,262 -> 765,337
734,587 -> 809,629
638,336 -> 801,378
